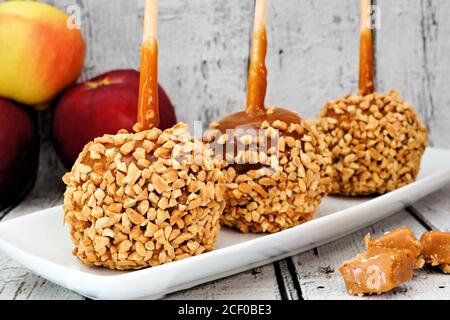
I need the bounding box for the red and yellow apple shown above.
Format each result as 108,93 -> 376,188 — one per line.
0,98 -> 39,207
0,1 -> 85,107
52,69 -> 177,168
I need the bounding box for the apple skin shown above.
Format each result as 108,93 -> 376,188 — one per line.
0,1 -> 85,106
0,99 -> 39,207
52,69 -> 177,168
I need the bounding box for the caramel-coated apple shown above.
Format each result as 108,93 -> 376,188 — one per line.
315,0 -> 427,195
62,1 -> 225,270
206,0 -> 332,233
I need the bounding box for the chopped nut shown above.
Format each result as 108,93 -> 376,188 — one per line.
152,174 -> 169,194
120,141 -> 136,155
126,208 -> 145,225
219,121 -> 332,234
95,217 -> 113,230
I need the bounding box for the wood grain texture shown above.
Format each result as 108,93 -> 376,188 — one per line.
376,0 -> 450,147
166,264 -> 282,300
0,253 -> 82,300
265,0 -> 359,120
411,184 -> 450,231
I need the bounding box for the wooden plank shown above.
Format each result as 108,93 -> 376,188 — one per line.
411,183 -> 450,231
0,254 -> 82,300
290,211 -> 450,299
266,0 -> 359,120
376,0 -> 450,147
166,264 -> 282,300
416,0 -> 450,148
375,0 -> 427,118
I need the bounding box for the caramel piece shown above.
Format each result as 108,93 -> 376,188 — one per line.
420,231 -> 450,273
339,248 -> 415,296
365,227 -> 424,268
441,264 -> 450,274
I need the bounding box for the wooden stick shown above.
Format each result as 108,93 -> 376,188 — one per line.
246,0 -> 268,115
358,0 -> 375,96
137,0 -> 159,129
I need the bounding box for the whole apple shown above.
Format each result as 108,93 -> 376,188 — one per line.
0,99 -> 39,207
0,1 -> 85,107
52,69 -> 177,168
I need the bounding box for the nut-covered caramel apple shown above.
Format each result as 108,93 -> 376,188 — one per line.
316,0 -> 427,196
62,0 -> 225,270
206,0 -> 332,233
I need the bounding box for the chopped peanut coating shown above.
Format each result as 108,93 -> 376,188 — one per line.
63,123 -> 226,270
316,90 -> 427,195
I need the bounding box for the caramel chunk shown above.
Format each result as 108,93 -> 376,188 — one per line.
339,248 -> 415,296
365,227 -> 424,268
420,231 -> 450,273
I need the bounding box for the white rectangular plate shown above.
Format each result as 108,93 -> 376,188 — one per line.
1,147 -> 450,299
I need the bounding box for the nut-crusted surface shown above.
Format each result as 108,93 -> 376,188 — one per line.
316,90 -> 428,196
207,115 -> 332,233
63,123 -> 226,270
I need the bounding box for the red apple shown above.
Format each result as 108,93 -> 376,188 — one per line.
52,69 -> 177,168
0,1 -> 85,108
0,99 -> 39,207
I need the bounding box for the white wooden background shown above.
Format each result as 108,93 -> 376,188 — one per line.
0,0 -> 449,300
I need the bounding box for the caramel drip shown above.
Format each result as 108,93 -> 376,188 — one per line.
213,0 -> 302,175
246,27 -> 268,115
137,39 -> 159,129
217,107 -> 301,132
358,0 -> 375,96
216,108 -> 303,174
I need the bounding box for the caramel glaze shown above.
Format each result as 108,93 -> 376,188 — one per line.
213,21 -> 305,174
217,107 -> 302,132
137,39 -> 159,129
358,25 -> 374,96
246,28 -> 268,114
214,107 -> 304,174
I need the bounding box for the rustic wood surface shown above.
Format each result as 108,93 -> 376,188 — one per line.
0,0 -> 449,300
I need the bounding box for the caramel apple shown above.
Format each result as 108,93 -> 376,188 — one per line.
316,0 -> 427,196
206,0 -> 332,233
62,0 -> 225,270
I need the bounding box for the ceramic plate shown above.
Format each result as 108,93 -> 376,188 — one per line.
1,147 -> 450,299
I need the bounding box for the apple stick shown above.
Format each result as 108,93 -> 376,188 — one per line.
137,0 -> 159,129
246,0 -> 268,115
358,0 -> 375,96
